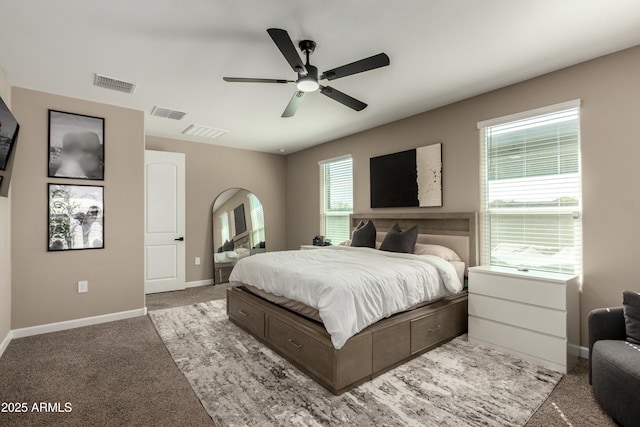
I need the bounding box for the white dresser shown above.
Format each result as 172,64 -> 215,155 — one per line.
468,265 -> 580,373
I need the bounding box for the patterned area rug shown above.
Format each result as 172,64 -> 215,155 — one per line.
149,300 -> 562,427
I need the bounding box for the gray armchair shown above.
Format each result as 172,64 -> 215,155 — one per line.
589,307 -> 640,427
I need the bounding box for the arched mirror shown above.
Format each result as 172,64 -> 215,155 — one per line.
212,188 -> 266,284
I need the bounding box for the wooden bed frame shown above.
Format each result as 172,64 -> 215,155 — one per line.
227,212 -> 478,395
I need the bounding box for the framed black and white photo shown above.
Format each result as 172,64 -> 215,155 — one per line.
0,94 -> 20,172
48,184 -> 104,251
48,110 -> 104,180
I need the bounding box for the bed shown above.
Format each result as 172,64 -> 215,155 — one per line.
226,212 -> 478,394
214,233 -> 255,284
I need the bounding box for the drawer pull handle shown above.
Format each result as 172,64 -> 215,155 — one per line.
238,310 -> 249,317
428,325 -> 442,333
288,339 -> 303,349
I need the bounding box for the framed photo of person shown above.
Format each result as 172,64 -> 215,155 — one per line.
48,110 -> 104,180
48,184 -> 104,251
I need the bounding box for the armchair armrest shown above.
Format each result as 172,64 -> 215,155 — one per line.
588,307 -> 626,384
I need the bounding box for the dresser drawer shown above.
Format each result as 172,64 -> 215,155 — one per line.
267,316 -> 333,383
469,294 -> 567,338
469,316 -> 566,365
469,271 -> 565,310
228,294 -> 265,339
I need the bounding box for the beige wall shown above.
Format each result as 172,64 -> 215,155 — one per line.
145,137 -> 286,283
213,190 -> 253,251
0,68 -> 11,344
286,45 -> 640,346
11,88 -> 145,329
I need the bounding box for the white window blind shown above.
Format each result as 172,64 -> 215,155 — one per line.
319,156 -> 353,244
479,102 -> 582,275
247,193 -> 265,246
220,211 -> 230,244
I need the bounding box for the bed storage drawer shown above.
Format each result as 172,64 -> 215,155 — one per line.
215,267 -> 233,284
228,294 -> 265,339
267,316 -> 333,383
410,299 -> 467,354
410,310 -> 450,353
372,322 -> 410,372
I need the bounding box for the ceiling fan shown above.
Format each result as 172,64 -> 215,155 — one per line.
223,28 -> 390,117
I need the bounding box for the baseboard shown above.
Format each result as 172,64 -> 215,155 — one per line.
11,307 -> 147,339
0,330 -> 11,358
185,279 -> 214,289
580,346 -> 589,359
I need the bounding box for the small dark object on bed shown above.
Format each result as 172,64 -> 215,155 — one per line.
254,241 -> 266,249
351,220 -> 376,248
380,223 -> 418,253
623,291 -> 640,344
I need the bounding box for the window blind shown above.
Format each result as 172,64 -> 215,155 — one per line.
220,212 -> 230,244
319,156 -> 353,244
247,193 -> 265,246
479,103 -> 582,275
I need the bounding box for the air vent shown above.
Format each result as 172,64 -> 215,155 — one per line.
94,73 -> 136,94
150,106 -> 187,120
182,124 -> 227,140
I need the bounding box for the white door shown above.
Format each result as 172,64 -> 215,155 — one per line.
145,150 -> 186,294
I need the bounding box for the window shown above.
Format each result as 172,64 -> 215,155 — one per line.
247,193 -> 265,245
479,100 -> 582,275
219,211 -> 230,244
319,155 -> 353,244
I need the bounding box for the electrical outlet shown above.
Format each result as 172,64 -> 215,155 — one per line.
78,280 -> 88,293
195,257 -> 201,266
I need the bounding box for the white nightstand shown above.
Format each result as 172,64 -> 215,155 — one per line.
468,265 -> 580,374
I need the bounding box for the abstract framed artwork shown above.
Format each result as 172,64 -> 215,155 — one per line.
48,110 -> 105,180
48,184 -> 104,251
370,143 -> 442,208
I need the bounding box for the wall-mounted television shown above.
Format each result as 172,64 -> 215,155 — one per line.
0,94 -> 20,197
234,203 -> 247,236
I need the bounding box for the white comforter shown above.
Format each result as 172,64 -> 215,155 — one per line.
229,246 -> 463,349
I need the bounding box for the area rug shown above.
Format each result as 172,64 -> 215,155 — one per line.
149,300 -> 562,426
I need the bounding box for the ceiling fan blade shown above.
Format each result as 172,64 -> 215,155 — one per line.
267,28 -> 307,75
320,86 -> 367,111
223,77 -> 294,84
282,91 -> 306,118
321,53 -> 390,81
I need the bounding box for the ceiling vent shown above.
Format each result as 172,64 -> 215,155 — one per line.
182,124 -> 228,140
150,106 -> 187,120
93,73 -> 136,94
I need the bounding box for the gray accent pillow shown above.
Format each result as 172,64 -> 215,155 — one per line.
623,290 -> 640,344
351,220 -> 377,248
380,223 -> 418,254
222,240 -> 235,252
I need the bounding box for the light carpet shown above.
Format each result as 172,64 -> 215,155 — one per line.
149,300 -> 562,427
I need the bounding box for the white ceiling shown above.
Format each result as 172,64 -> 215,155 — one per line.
1,1 -> 639,154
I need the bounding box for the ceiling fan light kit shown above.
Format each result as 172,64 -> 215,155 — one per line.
223,28 -> 390,117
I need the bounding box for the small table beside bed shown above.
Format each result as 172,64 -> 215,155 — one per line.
226,212 -> 478,395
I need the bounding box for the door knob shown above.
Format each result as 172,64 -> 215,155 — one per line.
174,237 -> 184,241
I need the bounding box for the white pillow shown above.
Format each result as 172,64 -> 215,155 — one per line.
413,243 -> 462,261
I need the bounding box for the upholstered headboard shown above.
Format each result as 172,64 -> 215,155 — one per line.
350,213 -> 478,275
